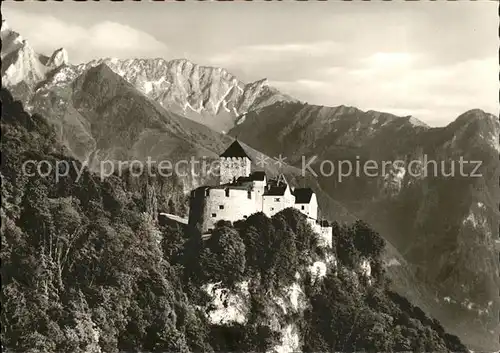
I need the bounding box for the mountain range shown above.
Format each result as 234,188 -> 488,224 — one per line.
229,101 -> 500,351
1,19 -> 498,351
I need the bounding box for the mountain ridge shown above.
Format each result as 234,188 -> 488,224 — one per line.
2,20 -> 496,132
27,56 -> 297,133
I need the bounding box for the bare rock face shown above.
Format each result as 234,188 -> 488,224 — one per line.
1,20 -> 44,91
1,41 -> 46,87
1,21 -> 68,106
46,48 -> 69,68
1,20 -> 25,60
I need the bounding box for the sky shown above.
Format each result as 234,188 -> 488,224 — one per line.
3,0 -> 498,126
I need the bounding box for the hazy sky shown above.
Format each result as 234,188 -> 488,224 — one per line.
4,0 -> 498,126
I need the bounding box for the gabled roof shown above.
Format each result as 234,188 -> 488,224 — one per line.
264,184 -> 287,196
235,171 -> 266,184
220,140 -> 252,160
293,188 -> 314,203
250,171 -> 266,181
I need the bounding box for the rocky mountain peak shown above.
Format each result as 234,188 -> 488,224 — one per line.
407,115 -> 429,128
1,40 -> 45,87
35,55 -> 296,132
1,21 -> 71,105
47,48 -> 69,68
455,108 -> 498,124
1,19 -> 14,38
445,108 -> 499,153
1,22 -> 296,131
1,20 -> 26,60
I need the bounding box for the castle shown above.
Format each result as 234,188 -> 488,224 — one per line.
188,141 -> 332,247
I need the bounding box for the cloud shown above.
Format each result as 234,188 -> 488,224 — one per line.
270,55 -> 497,126
208,41 -> 342,66
360,52 -> 422,69
4,8 -> 168,63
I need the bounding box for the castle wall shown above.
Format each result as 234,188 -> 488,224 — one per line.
200,188 -> 258,233
188,187 -> 210,232
220,157 -> 251,184
293,194 -> 318,220
253,180 -> 266,211
262,187 -> 295,217
189,175 -> 333,240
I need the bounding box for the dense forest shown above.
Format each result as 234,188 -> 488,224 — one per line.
1,87 -> 467,352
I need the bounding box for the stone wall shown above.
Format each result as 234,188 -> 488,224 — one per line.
188,186 -> 210,231
199,187 -> 259,232
189,180 -> 333,239
262,187 -> 295,217
253,180 -> 266,211
220,156 -> 251,184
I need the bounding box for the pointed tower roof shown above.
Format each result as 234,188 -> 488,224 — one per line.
220,140 -> 252,160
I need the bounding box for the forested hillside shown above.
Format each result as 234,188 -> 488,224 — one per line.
1,88 -> 467,352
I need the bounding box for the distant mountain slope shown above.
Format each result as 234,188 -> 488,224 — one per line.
229,101 -> 500,352
230,101 -> 429,165
31,62 -> 228,168
26,61 -> 347,223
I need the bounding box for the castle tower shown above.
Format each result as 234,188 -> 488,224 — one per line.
219,140 -> 251,185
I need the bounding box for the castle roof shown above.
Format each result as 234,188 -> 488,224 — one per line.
236,171 -> 266,184
250,171 -> 266,181
293,188 -> 314,203
264,184 -> 287,196
220,140 -> 252,160
208,184 -> 253,192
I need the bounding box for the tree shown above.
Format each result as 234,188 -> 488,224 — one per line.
353,220 -> 385,258
335,225 -> 359,268
161,223 -> 185,264
201,225 -> 246,286
270,216 -> 298,286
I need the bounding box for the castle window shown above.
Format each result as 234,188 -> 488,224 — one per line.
270,207 -> 274,211
219,205 -> 224,210
274,198 -> 280,202
225,188 -> 230,197
301,205 -> 305,210
211,213 -> 217,217
247,190 -> 252,199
